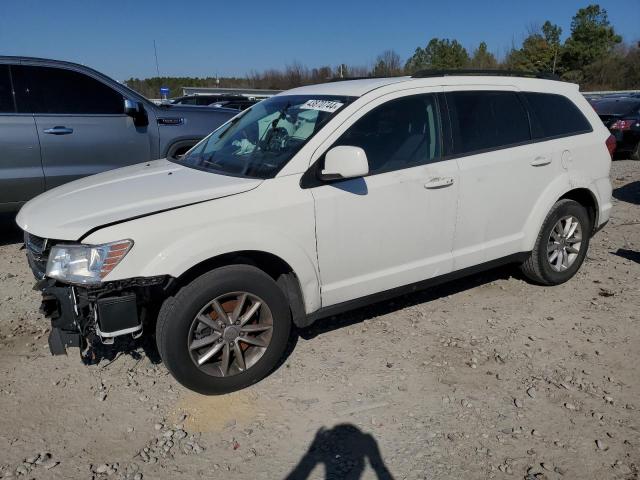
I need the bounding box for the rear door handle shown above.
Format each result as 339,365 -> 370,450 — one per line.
43,126 -> 74,135
530,156 -> 551,167
424,176 -> 455,189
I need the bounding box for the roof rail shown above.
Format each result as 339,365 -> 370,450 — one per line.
411,69 -> 561,81
326,75 -> 392,83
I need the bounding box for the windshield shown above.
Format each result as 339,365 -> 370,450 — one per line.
175,94 -> 355,178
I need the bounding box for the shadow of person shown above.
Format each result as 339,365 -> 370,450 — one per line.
612,248 -> 640,264
285,424 -> 394,480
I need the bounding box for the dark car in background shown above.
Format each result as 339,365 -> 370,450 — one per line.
210,99 -> 257,110
172,94 -> 258,110
0,57 -> 236,212
171,94 -> 231,106
593,98 -> 640,160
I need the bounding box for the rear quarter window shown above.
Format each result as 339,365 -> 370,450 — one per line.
524,92 -> 592,139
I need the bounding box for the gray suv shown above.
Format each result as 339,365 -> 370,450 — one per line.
0,56 -> 236,211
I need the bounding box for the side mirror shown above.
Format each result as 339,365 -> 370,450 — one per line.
124,99 -> 139,117
124,99 -> 149,127
320,146 -> 369,181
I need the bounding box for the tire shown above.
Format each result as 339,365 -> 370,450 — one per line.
167,141 -> 195,160
156,265 -> 292,394
520,199 -> 591,286
630,141 -> 640,161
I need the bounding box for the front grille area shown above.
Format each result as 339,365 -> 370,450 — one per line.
24,232 -> 50,280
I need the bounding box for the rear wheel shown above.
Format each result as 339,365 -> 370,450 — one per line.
520,199 -> 591,285
156,265 -> 292,394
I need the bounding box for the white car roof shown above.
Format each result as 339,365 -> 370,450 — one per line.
279,75 -> 577,98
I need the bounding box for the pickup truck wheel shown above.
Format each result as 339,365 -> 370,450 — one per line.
630,141 -> 640,161
520,199 -> 591,285
156,265 -> 291,394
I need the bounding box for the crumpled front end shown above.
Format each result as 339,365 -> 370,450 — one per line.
24,231 -> 169,359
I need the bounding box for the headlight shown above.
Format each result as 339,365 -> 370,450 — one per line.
46,240 -> 133,285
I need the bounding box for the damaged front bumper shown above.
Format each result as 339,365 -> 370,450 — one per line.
36,276 -> 169,357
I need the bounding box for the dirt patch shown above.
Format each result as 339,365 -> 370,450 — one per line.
0,160 -> 638,480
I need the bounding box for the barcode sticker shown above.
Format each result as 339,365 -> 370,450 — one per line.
300,100 -> 344,113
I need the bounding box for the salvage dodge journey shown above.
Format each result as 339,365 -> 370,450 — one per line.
17,71 -> 613,394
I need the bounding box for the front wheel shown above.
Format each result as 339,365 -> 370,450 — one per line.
156,265 -> 292,394
520,199 -> 591,285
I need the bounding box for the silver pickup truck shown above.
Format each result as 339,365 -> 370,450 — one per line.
0,56 -> 236,212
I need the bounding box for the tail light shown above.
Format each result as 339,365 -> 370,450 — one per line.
605,134 -> 616,158
611,119 -> 634,130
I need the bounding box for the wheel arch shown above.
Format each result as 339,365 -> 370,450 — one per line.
522,176 -> 601,252
168,250 -> 309,328
164,138 -> 199,159
558,187 -> 598,232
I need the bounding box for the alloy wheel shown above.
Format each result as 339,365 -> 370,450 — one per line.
187,292 -> 273,377
547,215 -> 583,272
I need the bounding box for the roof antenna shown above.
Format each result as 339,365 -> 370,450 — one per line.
153,40 -> 161,78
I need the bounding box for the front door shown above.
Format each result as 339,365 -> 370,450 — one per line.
310,92 -> 459,307
12,64 -> 152,190
0,64 -> 43,207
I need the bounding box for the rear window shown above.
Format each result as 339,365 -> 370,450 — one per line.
446,91 -> 530,155
525,92 -> 592,138
593,99 -> 640,116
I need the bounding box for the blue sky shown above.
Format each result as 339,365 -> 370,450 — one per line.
1,0 -> 638,81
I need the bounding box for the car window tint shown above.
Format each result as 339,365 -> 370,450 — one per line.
447,91 -> 530,154
525,92 -> 592,138
15,65 -> 124,114
333,94 -> 440,175
0,65 -> 15,113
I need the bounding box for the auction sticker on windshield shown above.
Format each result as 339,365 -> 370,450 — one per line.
300,99 -> 344,113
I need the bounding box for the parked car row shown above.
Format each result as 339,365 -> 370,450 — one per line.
16,71 -> 613,394
0,56 -> 237,212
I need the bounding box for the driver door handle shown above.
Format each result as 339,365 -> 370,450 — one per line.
43,126 -> 74,135
424,176 -> 455,189
530,156 -> 551,167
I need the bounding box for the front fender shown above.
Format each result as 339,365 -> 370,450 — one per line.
83,179 -> 321,313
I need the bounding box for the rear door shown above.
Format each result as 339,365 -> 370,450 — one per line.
0,64 -> 43,207
13,64 -> 153,190
444,87 -> 561,270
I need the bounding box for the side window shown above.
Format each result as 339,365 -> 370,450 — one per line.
524,92 -> 592,138
447,91 -> 530,155
13,65 -> 124,114
0,65 -> 15,113
332,94 -> 440,175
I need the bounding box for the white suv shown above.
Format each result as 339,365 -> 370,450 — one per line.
17,72 -> 613,394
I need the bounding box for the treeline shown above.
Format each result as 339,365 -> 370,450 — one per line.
125,4 -> 639,97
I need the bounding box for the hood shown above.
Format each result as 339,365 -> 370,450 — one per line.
16,159 -> 262,240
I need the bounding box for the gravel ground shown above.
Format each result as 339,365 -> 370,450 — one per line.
0,160 -> 638,480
